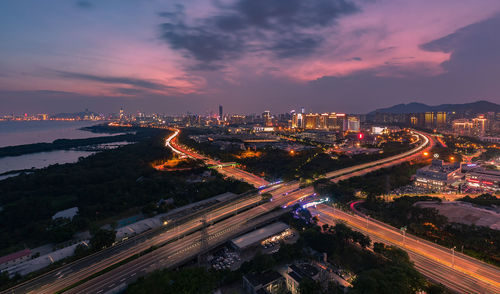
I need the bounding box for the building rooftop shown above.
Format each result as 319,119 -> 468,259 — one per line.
416,159 -> 460,181
244,270 -> 283,287
0,249 -> 31,265
290,263 -> 319,279
52,207 -> 79,220
231,222 -> 289,250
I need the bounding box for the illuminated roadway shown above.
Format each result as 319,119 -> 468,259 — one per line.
310,203 -> 500,294
60,129 -> 438,294
3,129 -> 443,293
64,187 -> 313,294
167,128 -> 269,188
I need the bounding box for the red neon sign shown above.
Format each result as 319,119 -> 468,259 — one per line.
467,179 -> 480,183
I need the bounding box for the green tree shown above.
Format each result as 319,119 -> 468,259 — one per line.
299,277 -> 321,294
90,229 -> 116,251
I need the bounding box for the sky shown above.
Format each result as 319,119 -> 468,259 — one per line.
1,0 -> 500,115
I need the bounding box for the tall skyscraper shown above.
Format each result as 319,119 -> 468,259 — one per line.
425,112 -> 434,128
219,105 -> 223,120
347,116 -> 360,132
436,112 -> 446,127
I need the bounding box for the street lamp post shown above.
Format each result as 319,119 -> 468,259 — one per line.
401,226 -> 407,246
451,246 -> 456,268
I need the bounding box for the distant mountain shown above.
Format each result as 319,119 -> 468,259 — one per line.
369,100 -> 500,114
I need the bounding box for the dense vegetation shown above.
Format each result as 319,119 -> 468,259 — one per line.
314,162 -> 424,202
0,133 -> 138,158
360,197 -> 500,266
0,128 -> 252,255
458,193 -> 500,207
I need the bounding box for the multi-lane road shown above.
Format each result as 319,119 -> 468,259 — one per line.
311,203 -> 500,294
62,185 -> 313,294
167,128 -> 270,188
6,129 -> 467,294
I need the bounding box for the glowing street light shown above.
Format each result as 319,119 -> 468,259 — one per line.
423,151 -> 429,156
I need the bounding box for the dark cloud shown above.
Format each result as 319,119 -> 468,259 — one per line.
158,0 -> 358,69
76,0 -> 93,9
270,34 -> 323,58
160,22 -> 243,63
420,14 -> 500,72
55,71 -> 171,91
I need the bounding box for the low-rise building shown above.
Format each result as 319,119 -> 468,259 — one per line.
284,263 -> 320,294
230,222 -> 290,251
243,271 -> 284,294
465,168 -> 500,192
0,249 -> 31,271
414,159 -> 460,191
52,207 -> 79,220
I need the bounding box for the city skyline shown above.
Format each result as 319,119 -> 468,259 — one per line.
1,1 -> 500,114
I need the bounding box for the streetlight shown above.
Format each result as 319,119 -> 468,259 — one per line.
400,226 -> 407,246
451,246 -> 456,268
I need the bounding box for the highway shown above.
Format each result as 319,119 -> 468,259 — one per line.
3,194 -> 265,294
310,204 -> 500,294
3,129 -> 437,293
167,128 -> 270,188
63,187 -> 313,294
59,129 -> 436,294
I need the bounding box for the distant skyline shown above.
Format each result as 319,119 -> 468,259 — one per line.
1,1 -> 500,115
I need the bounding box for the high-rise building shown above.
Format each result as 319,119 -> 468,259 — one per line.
436,112 -> 446,128
347,116 -> 360,132
219,105 -> 223,120
262,110 -> 272,126
304,113 -> 319,129
472,115 -> 487,136
410,116 -> 418,126
425,112 -> 434,128
319,113 -> 329,129
119,108 -> 124,120
452,119 -> 473,136
452,115 -> 488,137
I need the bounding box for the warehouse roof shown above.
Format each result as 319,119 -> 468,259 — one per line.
231,222 -> 289,250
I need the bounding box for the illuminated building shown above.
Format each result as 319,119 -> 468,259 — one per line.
219,105 -> 223,120
472,115 -> 487,136
414,159 -> 460,191
291,113 -> 303,128
347,116 -> 360,132
262,110 -> 272,126
452,115 -> 488,137
452,119 -> 474,136
465,168 -> 500,192
290,112 -> 347,130
229,115 -> 245,124
436,112 -> 446,127
425,112 -> 434,128
410,116 -> 418,126
304,113 -> 319,129
319,113 -> 329,129
119,108 -> 124,120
